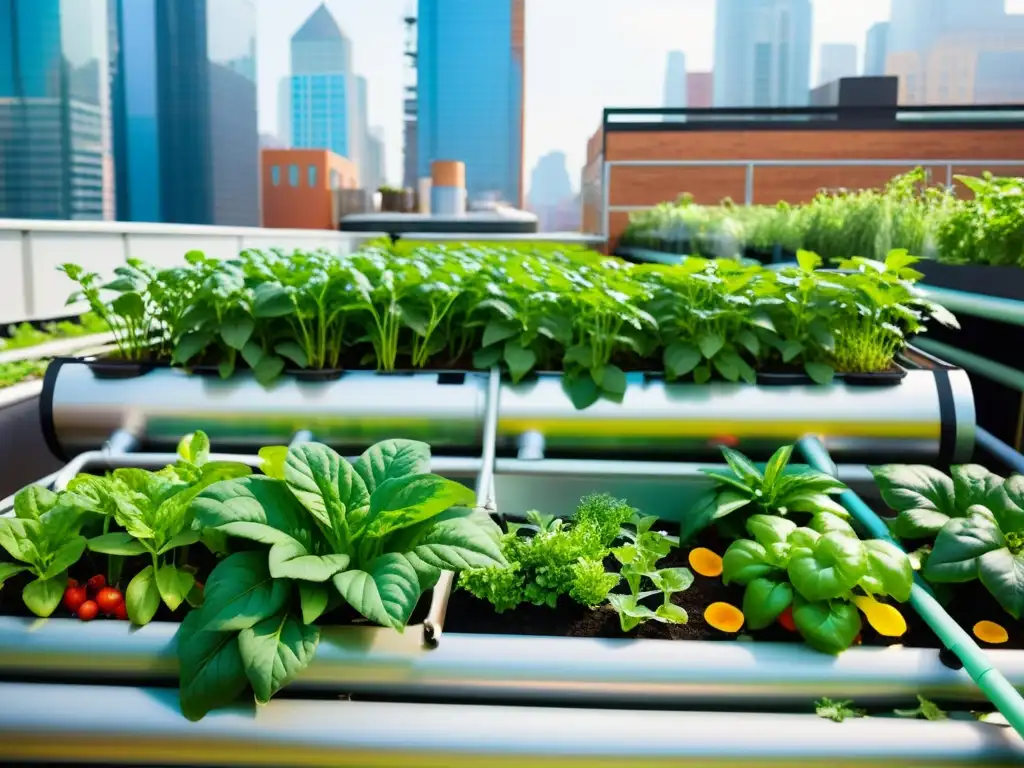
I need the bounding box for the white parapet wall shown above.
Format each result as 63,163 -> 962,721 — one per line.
0,219 -> 385,323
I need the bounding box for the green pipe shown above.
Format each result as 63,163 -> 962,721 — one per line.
797,435 -> 1024,738
913,338 -> 1024,393
921,285 -> 1024,327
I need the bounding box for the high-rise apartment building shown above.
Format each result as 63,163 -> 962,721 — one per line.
111,0 -> 259,225
417,0 -> 524,207
817,43 -> 858,86
276,77 -> 292,146
864,22 -> 889,77
663,51 -> 687,121
713,0 -> 812,107
0,0 -> 115,220
365,126 -> 386,192
289,4 -> 362,174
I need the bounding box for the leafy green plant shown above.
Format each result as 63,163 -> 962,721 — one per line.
815,697 -> 866,723
872,464 -> 1024,619
608,514 -> 691,631
459,494 -> 633,612
0,312 -> 108,353
0,359 -> 49,389
722,512 -> 913,653
178,438 -> 504,719
895,695 -> 948,721
682,444 -> 849,542
0,486 -> 87,617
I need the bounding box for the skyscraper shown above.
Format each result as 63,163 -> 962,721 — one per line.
111,0 -> 259,225
289,4 -> 361,172
713,0 -> 812,108
864,22 -> 889,77
365,126 -> 386,192
417,0 -> 524,207
663,51 -> 688,121
817,43 -> 858,86
276,77 -> 292,146
0,0 -> 115,220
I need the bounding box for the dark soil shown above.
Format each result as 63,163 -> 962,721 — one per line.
445,529 -> 943,649
931,580 -> 1024,651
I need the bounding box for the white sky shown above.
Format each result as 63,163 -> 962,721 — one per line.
256,0 -> 1024,192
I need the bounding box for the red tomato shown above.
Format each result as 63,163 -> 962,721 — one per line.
95,587 -> 124,615
63,586 -> 88,613
77,600 -> 99,621
67,578 -> 79,588
87,574 -> 106,592
113,602 -> 129,621
778,605 -> 797,632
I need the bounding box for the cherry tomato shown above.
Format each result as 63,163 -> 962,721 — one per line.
77,600 -> 99,621
113,602 -> 129,621
87,574 -> 106,592
95,587 -> 124,615
63,585 -> 88,613
67,578 -> 79,588
778,605 -> 797,632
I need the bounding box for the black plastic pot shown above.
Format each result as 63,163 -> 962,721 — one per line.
756,363 -> 907,387
85,358 -> 158,380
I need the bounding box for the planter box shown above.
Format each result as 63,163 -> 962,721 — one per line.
40,359 -> 975,463
3,682 -> 1020,767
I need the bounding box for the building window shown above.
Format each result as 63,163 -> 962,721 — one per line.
289,164 -> 299,187
271,166 -> 280,186
308,165 -> 317,187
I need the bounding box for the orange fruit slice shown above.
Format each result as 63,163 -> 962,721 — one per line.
705,602 -> 745,633
852,595 -> 907,637
973,620 -> 1009,644
688,547 -> 723,578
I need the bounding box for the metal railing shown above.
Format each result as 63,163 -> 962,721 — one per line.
599,158 -> 1024,238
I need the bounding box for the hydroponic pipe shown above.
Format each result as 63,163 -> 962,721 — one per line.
976,426 -> 1024,476
913,338 -> 1024,393
921,285 -> 1024,328
797,435 -> 1024,739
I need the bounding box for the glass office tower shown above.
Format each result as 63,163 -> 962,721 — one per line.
417,0 -> 524,207
0,0 -> 114,219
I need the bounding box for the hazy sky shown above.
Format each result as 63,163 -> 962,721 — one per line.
256,0 -> 1024,194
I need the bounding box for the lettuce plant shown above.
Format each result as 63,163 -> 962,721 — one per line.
871,464 -> 1024,619
722,512 -> 913,653
0,487 -> 87,617
682,444 -> 849,542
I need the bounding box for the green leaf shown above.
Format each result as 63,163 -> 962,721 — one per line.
746,514 -> 797,548
649,566 -> 694,594
253,355 -> 285,386
172,331 -> 212,365
796,250 -> 822,273
563,344 -> 594,369
654,602 -> 688,624
14,485 -> 58,520
126,565 -> 162,625
698,332 -> 724,359
252,282 -> 294,318
285,443 -> 368,535
472,345 -> 502,369
987,475 -> 1024,534
481,319 -> 519,348
562,373 -> 600,410
111,291 -> 145,320
860,539 -> 914,602
268,539 -> 350,582
804,362 -> 835,385
504,341 -> 537,383
787,533 -> 867,602
607,593 -> 657,632
664,342 -> 701,379
364,475 -> 476,539
384,507 -> 505,571
238,613 -> 320,704
200,551 -> 291,632
275,342 -> 309,368
332,553 -> 421,631
177,611 -> 248,722
352,439 -> 431,496
258,446 -> 289,480
890,507 -> 955,539
240,340 -> 265,370
156,564 -> 196,612
809,512 -> 856,538
762,445 -> 793,489
220,315 -> 255,350
979,549 -> 1024,620
712,350 -> 740,381
793,596 -> 861,654
743,577 -> 793,630
40,536 -> 86,580
0,562 -> 27,589
594,364 -> 627,397
720,447 -> 763,484
951,465 -> 1004,509
788,527 -> 821,549
924,510 -> 1004,583
777,339 -> 803,363
721,540 -> 775,586
22,576 -> 65,617
157,530 -> 202,555
870,465 -> 957,532
193,476 -> 313,549
178,431 -> 211,466
298,582 -> 331,624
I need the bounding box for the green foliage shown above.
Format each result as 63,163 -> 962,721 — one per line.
0,312 -> 108,353
872,464 -> 1024,619
0,359 -> 49,389
815,697 -> 866,723
894,695 -> 948,721
722,512 -> 913,654
57,239 -> 953,404
682,444 -> 849,543
459,495 -> 633,612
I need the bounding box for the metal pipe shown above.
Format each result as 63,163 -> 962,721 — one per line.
290,429 -> 314,445
976,427 -> 1024,476
517,430 -> 545,460
798,436 -> 1024,739
423,367 -> 501,645
920,286 -> 1024,328
2,682 -> 1022,766
3,616 -> 1024,707
103,428 -> 138,455
913,339 -> 1024,393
